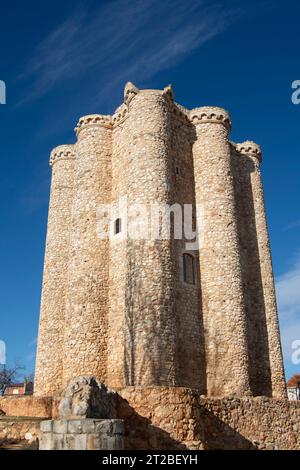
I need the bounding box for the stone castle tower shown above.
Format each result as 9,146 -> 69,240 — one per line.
34,83 -> 286,400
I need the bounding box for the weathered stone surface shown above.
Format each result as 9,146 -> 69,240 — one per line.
67,419 -> 83,434
39,431 -> 53,450
39,418 -> 125,451
0,417 -> 42,443
34,83 -> 285,401
0,395 -> 54,418
74,433 -> 87,450
52,434 -> 64,450
2,388 -> 300,450
32,83 -> 289,449
115,387 -> 300,450
58,377 -> 117,419
40,420 -> 52,433
53,419 -> 67,434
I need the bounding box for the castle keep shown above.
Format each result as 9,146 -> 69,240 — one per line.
34,82 -> 286,402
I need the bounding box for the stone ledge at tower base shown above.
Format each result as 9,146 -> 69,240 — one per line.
0,395 -> 57,418
1,387 -> 300,450
39,419 -> 124,450
117,387 -> 300,450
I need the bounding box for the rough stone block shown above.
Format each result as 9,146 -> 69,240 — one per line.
82,419 -> 96,433
99,435 -> 108,450
52,434 -> 64,450
95,420 -> 112,434
39,432 -> 53,450
114,435 -> 124,450
68,419 -> 83,434
53,419 -> 68,434
112,419 -> 124,435
38,418 -> 125,450
87,433 -> 99,450
58,377 -> 117,419
64,434 -> 75,450
107,435 -> 123,450
40,420 -> 53,433
74,433 -> 87,450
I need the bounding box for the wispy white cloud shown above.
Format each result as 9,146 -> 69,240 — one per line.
276,254 -> 300,369
19,175 -> 50,213
276,255 -> 300,320
284,220 -> 300,231
28,337 -> 37,348
19,0 -> 242,104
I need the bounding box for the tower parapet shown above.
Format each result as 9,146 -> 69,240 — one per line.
75,114 -> 112,137
190,106 -> 231,129
49,144 -> 76,166
236,141 -> 262,161
124,81 -> 140,107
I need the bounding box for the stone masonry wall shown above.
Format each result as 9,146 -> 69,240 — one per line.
2,388 -> 300,450
34,83 -> 286,401
39,419 -> 124,450
170,104 -> 205,390
122,89 -> 177,386
0,396 -> 53,418
116,387 -> 300,450
107,110 -> 129,387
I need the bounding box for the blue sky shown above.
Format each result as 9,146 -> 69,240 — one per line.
0,0 -> 299,381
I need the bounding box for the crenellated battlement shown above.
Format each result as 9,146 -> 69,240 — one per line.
49,144 -> 76,167
123,82 -> 190,126
236,141 -> 263,161
112,104 -> 128,127
75,114 -> 112,136
124,81 -> 140,107
190,106 -> 231,129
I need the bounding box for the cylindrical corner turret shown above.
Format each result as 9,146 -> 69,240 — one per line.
62,115 -> 112,388
236,141 -> 287,399
35,144 -> 75,396
108,89 -> 177,387
191,106 -> 251,397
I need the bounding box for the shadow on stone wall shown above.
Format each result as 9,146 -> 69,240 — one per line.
176,128 -> 207,393
232,152 -> 272,396
117,394 -> 189,450
199,407 -> 256,450
117,394 -> 257,450
124,250 -> 174,386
